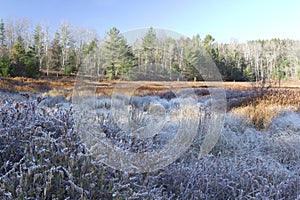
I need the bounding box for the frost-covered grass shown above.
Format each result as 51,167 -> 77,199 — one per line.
0,91 -> 299,199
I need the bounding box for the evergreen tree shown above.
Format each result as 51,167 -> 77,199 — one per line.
24,46 -> 40,78
203,34 -> 215,54
243,64 -> 254,81
10,36 -> 26,77
83,39 -> 98,56
182,42 -> 200,81
65,48 -> 76,75
141,27 -> 157,65
276,57 -> 288,87
0,19 -> 5,52
9,36 -> 39,78
102,27 -> 135,79
0,56 -> 12,77
0,19 -> 9,62
81,39 -> 101,75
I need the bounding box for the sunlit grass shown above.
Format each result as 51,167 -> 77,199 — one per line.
232,89 -> 300,129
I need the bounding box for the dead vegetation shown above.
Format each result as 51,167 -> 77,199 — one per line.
1,76 -> 299,131
232,89 -> 300,129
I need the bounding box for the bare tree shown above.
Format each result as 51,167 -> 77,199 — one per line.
43,23 -> 51,76
33,24 -> 45,72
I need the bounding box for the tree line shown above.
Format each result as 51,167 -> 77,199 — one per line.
1,18 -> 300,84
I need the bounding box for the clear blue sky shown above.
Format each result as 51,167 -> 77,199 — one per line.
1,0 -> 300,43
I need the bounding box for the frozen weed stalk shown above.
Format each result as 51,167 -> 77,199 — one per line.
72,28 -> 226,173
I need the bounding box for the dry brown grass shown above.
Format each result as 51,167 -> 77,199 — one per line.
232,89 -> 300,129
1,76 -> 299,129
1,75 -> 298,95
0,77 -> 50,93
44,88 -> 73,101
0,76 -> 74,93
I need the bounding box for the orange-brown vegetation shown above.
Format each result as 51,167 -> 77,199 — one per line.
232,89 -> 300,129
0,76 -> 75,93
1,76 -> 299,130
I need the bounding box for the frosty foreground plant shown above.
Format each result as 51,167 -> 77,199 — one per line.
0,91 -> 299,199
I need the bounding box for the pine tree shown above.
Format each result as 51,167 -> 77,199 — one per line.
24,46 -> 39,78
10,36 -> 26,77
141,27 -> 157,65
0,19 -> 5,49
102,27 -> 135,80
182,43 -> 200,81
0,56 -> 12,77
0,19 -> 7,58
9,36 -> 39,78
83,39 -> 98,56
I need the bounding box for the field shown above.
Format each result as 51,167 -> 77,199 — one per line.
0,77 -> 299,199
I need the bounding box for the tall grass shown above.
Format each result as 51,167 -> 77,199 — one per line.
232,89 -> 300,129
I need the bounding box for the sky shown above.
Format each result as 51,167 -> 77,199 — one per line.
1,0 -> 300,43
